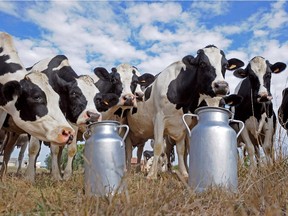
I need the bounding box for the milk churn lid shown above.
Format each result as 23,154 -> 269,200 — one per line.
194,106 -> 233,118
87,120 -> 121,128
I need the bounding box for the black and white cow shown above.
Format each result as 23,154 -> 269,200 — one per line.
126,45 -> 244,179
23,55 -> 119,181
0,32 -> 75,144
0,33 -> 75,145
278,88 -> 288,132
232,56 -> 286,167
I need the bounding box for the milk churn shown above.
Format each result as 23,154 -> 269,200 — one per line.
83,120 -> 129,197
182,107 -> 244,193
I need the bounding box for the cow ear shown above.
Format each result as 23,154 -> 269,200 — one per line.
227,58 -> 244,70
94,67 -> 110,80
2,81 -> 22,102
55,73 -> 70,90
270,62 -> 286,74
138,73 -> 155,87
182,55 -> 195,65
233,68 -> 247,78
222,94 -> 243,107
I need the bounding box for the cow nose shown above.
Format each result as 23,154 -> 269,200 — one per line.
86,111 -> 101,123
135,92 -> 144,101
61,128 -> 74,144
123,94 -> 135,106
214,81 -> 229,95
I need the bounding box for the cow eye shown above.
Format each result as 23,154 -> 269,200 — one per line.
200,62 -> 207,68
33,95 -> 42,102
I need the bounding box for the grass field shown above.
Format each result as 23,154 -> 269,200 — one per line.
1,155 -> 288,215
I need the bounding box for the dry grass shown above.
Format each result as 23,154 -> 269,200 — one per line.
1,159 -> 288,216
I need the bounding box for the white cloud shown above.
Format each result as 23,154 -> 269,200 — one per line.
0,1 -> 18,17
191,1 -> 230,17
126,2 -> 184,27
267,1 -> 288,29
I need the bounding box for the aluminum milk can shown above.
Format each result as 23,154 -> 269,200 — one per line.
183,107 -> 244,193
83,120 -> 129,197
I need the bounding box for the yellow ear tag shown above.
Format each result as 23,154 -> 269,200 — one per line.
140,80 -> 146,83
104,101 -> 109,105
229,64 -> 236,69
274,68 -> 280,73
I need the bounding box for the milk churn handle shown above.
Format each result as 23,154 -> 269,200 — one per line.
182,113 -> 199,136
229,119 -> 245,138
82,129 -> 91,141
116,124 -> 129,147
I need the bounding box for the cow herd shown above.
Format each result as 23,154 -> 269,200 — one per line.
0,32 -> 287,183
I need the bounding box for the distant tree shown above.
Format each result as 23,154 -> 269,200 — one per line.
44,144 -> 85,171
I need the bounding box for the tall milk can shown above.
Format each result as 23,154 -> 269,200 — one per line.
182,107 -> 244,193
83,120 -> 129,197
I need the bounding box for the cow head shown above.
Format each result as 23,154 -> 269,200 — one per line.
143,150 -> 168,175
1,72 -> 75,145
167,45 -> 244,113
65,75 -> 103,126
234,56 -> 286,103
94,64 -> 155,107
190,45 -> 244,97
27,56 -> 119,132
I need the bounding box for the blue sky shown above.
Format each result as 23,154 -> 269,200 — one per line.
1,1 -> 288,164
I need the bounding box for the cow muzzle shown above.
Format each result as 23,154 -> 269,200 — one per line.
120,94 -> 137,107
213,81 -> 229,96
85,111 -> 101,124
56,127 -> 75,145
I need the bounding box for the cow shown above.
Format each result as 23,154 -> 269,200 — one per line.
125,45 -> 244,179
132,93 -> 243,175
278,88 -> 288,132
0,32 -> 75,144
92,64 -> 156,172
232,56 -> 286,168
21,55 -> 119,181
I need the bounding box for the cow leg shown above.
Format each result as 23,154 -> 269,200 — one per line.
16,140 -> 28,175
262,117 -> 275,166
0,109 -> 7,130
0,132 -> 19,178
25,136 -> 41,183
147,114 -> 165,179
175,137 -> 189,178
240,127 -> 256,168
254,144 -> 261,166
50,143 -> 63,181
125,135 -> 133,172
63,125 -> 78,180
165,136 -> 174,171
136,142 -> 145,173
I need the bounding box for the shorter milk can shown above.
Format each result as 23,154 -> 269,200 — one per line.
182,107 -> 244,193
83,120 -> 129,197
